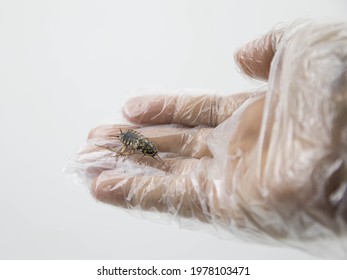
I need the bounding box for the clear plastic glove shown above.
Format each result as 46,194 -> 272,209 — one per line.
67,20 -> 347,258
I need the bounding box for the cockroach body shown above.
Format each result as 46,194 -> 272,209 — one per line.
96,129 -> 165,165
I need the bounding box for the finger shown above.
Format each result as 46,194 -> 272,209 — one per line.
234,26 -> 286,80
151,126 -> 213,158
84,153 -> 200,193
87,124 -> 140,140
92,158 -> 219,223
88,124 -> 213,158
122,93 -> 254,127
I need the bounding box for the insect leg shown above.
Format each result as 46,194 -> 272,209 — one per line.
136,153 -> 165,166
138,154 -> 145,163
95,144 -> 120,156
118,145 -> 127,156
120,147 -> 135,156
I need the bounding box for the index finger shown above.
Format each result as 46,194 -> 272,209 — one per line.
122,92 -> 255,127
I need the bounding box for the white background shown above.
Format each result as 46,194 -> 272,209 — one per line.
0,0 -> 346,259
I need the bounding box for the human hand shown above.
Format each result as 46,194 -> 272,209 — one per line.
86,91 -> 255,223
69,20 -> 347,257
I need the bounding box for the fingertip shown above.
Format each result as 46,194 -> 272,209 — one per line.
121,96 -> 147,122
122,95 -> 172,124
92,175 -> 130,208
234,27 -> 285,81
234,37 -> 273,81
87,124 -> 138,140
87,124 -> 118,140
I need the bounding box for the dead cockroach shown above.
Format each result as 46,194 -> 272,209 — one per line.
96,129 -> 165,165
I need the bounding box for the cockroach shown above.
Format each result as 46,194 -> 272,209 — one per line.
96,129 -> 165,165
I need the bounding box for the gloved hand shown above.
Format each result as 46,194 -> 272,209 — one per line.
68,20 -> 347,258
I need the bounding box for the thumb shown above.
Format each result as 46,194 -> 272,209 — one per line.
234,25 -> 285,81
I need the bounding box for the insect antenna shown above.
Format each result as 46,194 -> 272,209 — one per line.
109,128 -> 123,139
109,134 -> 120,138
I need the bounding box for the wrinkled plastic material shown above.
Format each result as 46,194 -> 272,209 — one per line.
66,20 -> 347,258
